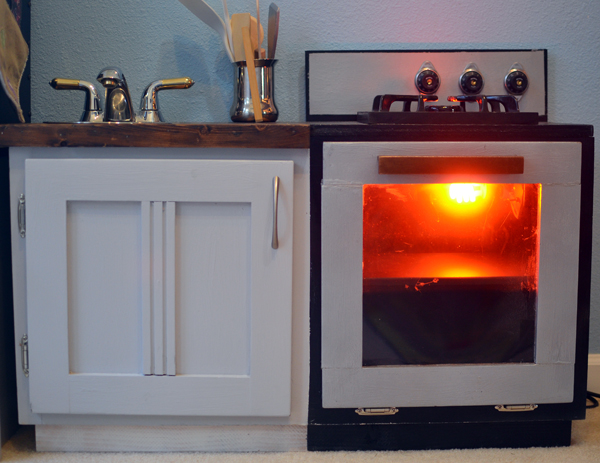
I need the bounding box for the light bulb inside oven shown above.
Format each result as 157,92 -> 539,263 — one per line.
449,184 -> 485,204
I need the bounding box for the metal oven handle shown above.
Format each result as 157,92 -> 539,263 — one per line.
378,156 -> 524,175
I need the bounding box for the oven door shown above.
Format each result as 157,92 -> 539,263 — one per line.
321,141 -> 582,409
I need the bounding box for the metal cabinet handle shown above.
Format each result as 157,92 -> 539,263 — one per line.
18,194 -> 25,238
272,176 -> 280,249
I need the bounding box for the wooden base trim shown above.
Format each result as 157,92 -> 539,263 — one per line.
307,421 -> 572,451
35,425 -> 307,452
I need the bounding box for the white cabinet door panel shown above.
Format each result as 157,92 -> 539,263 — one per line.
175,202 -> 251,376
67,201 -> 143,375
25,159 -> 293,416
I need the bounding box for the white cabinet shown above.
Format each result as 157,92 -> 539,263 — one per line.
10,149 -> 305,423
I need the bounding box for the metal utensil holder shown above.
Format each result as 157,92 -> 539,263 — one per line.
230,59 -> 278,122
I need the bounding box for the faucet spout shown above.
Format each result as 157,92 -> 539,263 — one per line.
97,67 -> 135,122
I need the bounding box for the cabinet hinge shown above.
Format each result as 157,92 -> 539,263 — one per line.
20,334 -> 29,377
355,407 -> 399,416
18,194 -> 26,238
495,404 -> 538,412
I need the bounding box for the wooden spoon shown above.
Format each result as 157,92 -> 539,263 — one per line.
230,13 -> 251,62
241,26 -> 263,122
231,14 -> 264,61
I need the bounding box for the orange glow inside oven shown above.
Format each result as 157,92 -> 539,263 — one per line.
362,183 -> 541,366
362,183 -> 541,283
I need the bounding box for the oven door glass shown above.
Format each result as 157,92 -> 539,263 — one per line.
363,183 -> 540,367
321,142 -> 582,409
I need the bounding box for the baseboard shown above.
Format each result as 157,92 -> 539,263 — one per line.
588,354 -> 600,393
35,425 -> 307,452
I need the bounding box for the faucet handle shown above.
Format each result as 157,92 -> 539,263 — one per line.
138,77 -> 195,123
49,78 -> 103,122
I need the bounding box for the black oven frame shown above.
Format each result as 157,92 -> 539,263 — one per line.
308,123 -> 594,450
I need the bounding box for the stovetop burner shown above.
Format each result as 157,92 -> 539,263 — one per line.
358,93 -> 540,125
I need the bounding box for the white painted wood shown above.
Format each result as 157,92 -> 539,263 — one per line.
307,50 -> 546,117
9,146 -> 310,427
323,364 -> 574,408
24,158 -> 294,416
66,201 -> 143,375
152,201 -> 165,375
141,201 -> 152,376
35,424 -> 307,452
321,141 -> 582,408
535,185 -> 580,364
323,142 -> 581,185
175,202 -> 251,376
8,149 -> 43,425
588,354 -> 600,392
321,184 -> 363,369
165,201 -> 176,376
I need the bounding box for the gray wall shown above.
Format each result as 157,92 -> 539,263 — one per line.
31,0 -> 600,350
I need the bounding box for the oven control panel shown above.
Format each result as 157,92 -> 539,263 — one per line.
306,49 -> 546,120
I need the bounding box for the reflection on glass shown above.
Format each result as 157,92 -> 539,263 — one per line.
362,183 -> 541,366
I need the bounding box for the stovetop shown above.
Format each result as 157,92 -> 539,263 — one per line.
357,93 -> 540,125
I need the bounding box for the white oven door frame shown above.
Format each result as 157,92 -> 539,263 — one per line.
321,141 -> 582,409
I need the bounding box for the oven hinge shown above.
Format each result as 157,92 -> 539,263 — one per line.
18,194 -> 25,238
355,407 -> 399,416
20,334 -> 29,377
495,404 -> 538,412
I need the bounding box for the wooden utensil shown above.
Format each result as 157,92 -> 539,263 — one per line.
231,14 -> 264,61
267,3 -> 279,59
231,13 -> 251,62
241,26 -> 263,122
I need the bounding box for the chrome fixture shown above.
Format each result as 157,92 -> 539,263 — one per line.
504,63 -> 529,95
50,68 -> 195,123
48,78 -> 103,122
459,63 -> 484,95
97,67 -> 136,122
414,61 -> 441,94
138,77 -> 195,123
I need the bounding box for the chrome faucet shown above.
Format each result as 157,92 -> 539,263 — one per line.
97,67 -> 136,122
50,67 -> 194,123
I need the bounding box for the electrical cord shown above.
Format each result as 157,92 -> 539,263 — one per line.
586,390 -> 600,408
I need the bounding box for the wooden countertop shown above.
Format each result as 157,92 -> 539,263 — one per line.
0,123 -> 310,149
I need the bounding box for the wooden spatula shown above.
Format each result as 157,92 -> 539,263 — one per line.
231,13 -> 251,62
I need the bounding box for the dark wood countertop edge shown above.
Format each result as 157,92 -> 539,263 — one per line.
0,123 -> 311,149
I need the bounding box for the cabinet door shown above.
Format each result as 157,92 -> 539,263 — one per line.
25,158 -> 293,416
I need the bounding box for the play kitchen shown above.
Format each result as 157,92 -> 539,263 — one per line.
307,49 -> 594,450
0,21 -> 595,452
